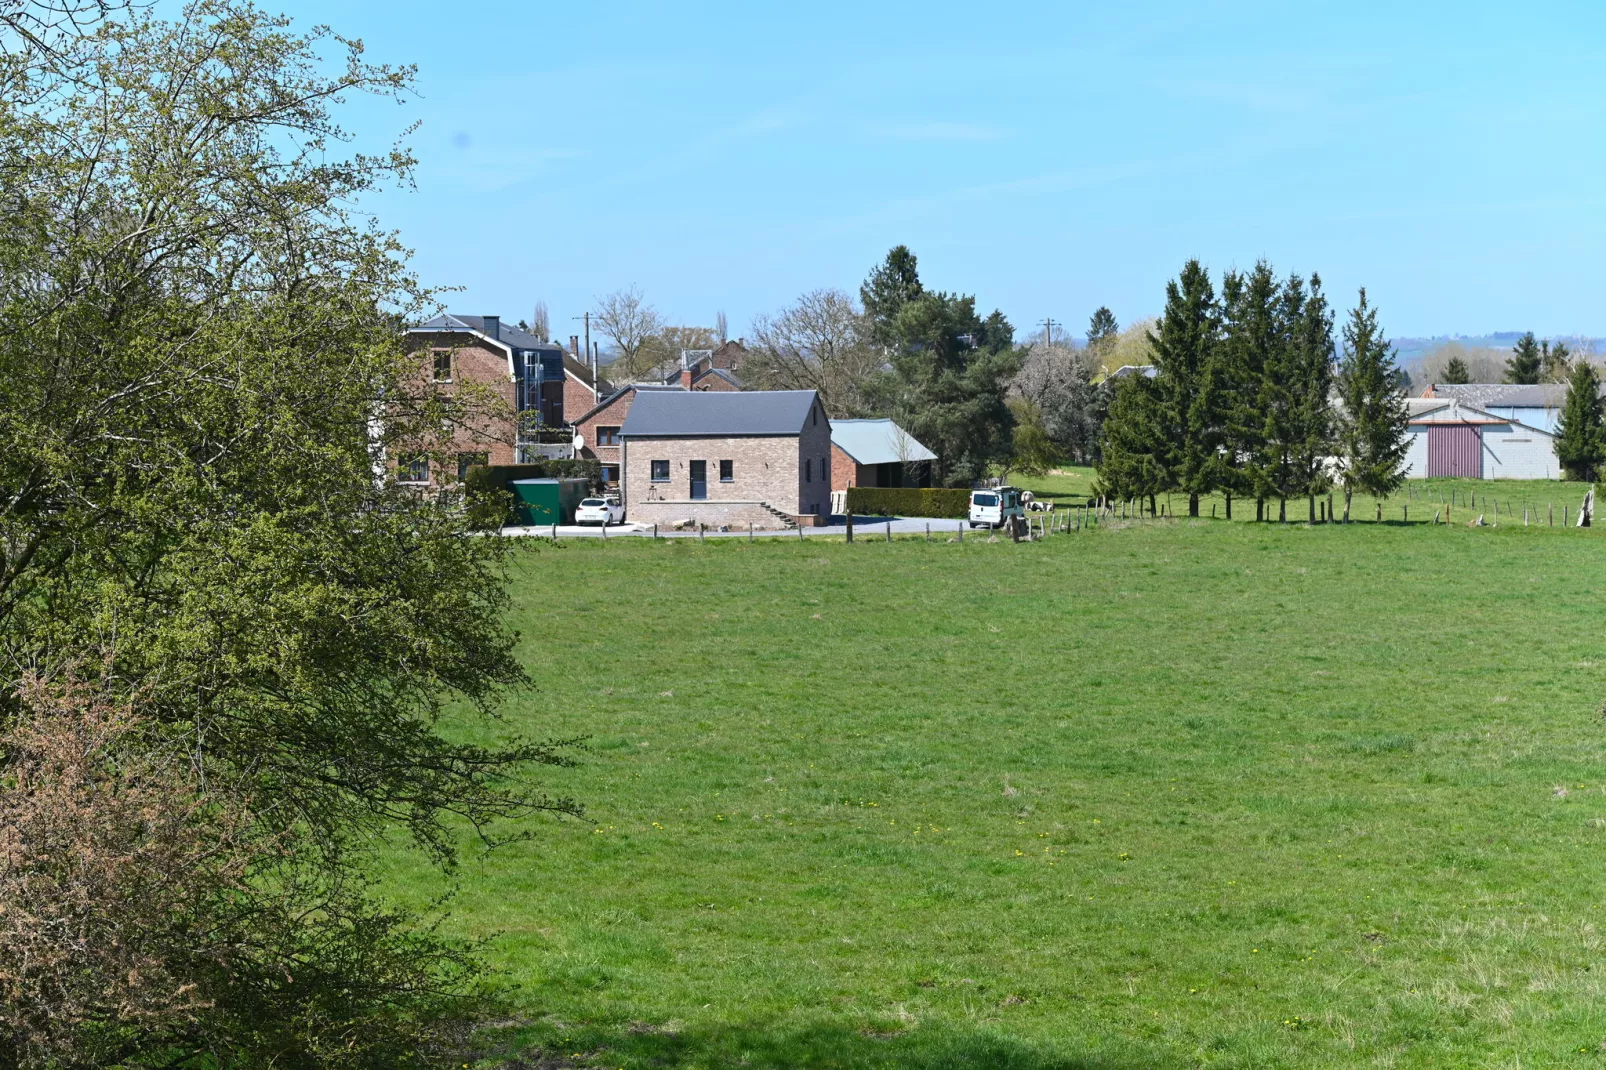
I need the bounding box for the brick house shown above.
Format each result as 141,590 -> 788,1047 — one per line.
399,314 -> 607,485
571,383 -> 682,489
619,390 -> 832,529
829,418 -> 937,493
668,340 -> 748,391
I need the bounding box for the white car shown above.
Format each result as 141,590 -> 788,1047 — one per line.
969,486 -> 1024,529
575,496 -> 624,526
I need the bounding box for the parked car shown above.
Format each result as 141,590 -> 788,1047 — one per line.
969,486 -> 1023,529
575,495 -> 625,526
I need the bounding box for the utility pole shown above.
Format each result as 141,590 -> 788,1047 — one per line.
1040,317 -> 1060,347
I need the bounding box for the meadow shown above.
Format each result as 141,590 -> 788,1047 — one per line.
387,496 -> 1606,1068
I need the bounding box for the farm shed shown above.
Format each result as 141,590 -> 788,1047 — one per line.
1403,399 -> 1558,480
828,418 -> 936,493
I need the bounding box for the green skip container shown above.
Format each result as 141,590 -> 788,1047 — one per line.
509,477 -> 588,526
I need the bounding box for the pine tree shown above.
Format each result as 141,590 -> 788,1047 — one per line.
1442,355 -> 1470,384
1215,266 -> 1278,519
860,246 -> 923,347
1335,289 -> 1410,521
1251,268 -> 1308,521
1543,339 -> 1573,383
1288,274 -> 1337,521
1555,361 -> 1606,482
1505,332 -> 1542,384
1088,306 -> 1118,347
1147,260 -> 1219,516
1095,374 -> 1167,508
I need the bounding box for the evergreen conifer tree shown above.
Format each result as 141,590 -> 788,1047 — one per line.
1288,273 -> 1337,521
1334,289 -> 1410,521
1095,373 -> 1167,509
1250,267 -> 1307,520
1088,306 -> 1119,348
1147,259 -> 1220,516
860,245 -> 924,347
1555,360 -> 1606,482
1215,266 -> 1278,519
1543,339 -> 1574,383
1505,332 -> 1543,384
1442,355 -> 1470,384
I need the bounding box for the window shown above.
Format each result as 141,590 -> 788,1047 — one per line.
596,425 -> 620,446
432,350 -> 452,383
397,453 -> 429,484
600,464 -> 619,484
456,451 -> 488,481
719,459 -> 733,482
805,458 -> 813,483
650,459 -> 670,482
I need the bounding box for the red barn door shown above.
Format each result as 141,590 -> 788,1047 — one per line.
1427,424 -> 1482,478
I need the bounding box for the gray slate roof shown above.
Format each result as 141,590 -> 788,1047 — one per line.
620,389 -> 819,437
1427,383 -> 1567,408
409,313 -> 607,389
829,418 -> 937,465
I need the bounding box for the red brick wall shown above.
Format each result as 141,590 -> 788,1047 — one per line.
575,389 -> 636,485
693,371 -> 740,392
562,371 -> 598,425
401,331 -> 518,482
830,444 -> 868,493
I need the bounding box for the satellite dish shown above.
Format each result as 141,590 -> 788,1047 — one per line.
572,434 -> 585,450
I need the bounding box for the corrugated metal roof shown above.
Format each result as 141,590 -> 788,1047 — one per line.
620,389 -> 819,437
1407,399 -> 1555,435
1427,383 -> 1568,408
829,419 -> 937,465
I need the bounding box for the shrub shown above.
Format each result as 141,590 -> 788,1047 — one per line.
845,486 -> 971,518
464,461 -> 603,528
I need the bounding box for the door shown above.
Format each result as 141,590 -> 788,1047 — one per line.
689,460 -> 707,500
1427,424 -> 1481,478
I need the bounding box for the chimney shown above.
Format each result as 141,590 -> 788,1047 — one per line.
482,315 -> 499,340
570,335 -> 580,357
680,366 -> 694,389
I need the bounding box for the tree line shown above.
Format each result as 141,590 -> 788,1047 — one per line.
1096,260 -> 1412,522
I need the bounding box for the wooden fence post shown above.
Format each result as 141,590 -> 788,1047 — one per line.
845,511 -> 854,544
699,523 -> 705,543
886,519 -> 893,543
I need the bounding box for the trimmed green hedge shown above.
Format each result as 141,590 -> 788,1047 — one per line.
845,486 -> 970,518
464,461 -> 603,528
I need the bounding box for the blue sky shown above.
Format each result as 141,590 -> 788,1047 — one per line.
308,1 -> 1606,341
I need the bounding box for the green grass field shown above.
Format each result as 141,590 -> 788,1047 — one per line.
387,502 -> 1606,1069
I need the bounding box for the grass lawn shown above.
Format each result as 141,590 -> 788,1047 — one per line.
387,511 -> 1606,1069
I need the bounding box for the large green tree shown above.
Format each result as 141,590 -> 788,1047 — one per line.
1442,355 -> 1471,384
1216,263 -> 1281,519
1334,289 -> 1411,521
871,291 -> 1019,486
1555,361 -> 1606,482
860,245 -> 924,347
1287,274 -> 1337,522
0,2 -> 575,1063
1094,372 -> 1168,510
1146,259 -> 1220,516
1505,332 -> 1543,384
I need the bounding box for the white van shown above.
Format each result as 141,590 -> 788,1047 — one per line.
969,486 -> 1024,529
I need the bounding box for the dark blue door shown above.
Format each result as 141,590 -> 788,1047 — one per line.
690,460 -> 707,500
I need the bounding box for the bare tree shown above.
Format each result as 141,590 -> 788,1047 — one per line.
745,289 -> 881,416
593,286 -> 665,380
531,299 -> 550,343
1013,341 -> 1101,465
639,325 -> 720,381
716,309 -> 728,344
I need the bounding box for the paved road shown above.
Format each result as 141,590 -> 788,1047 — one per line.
502,515 -> 983,539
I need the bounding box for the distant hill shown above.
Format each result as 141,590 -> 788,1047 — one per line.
1392,333 -> 1606,387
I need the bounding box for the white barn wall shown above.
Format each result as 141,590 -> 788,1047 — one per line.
1403,427 -> 1429,478
1482,423 -> 1558,479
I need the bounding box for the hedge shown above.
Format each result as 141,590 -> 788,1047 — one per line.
845,486 -> 971,518
464,460 -> 603,528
